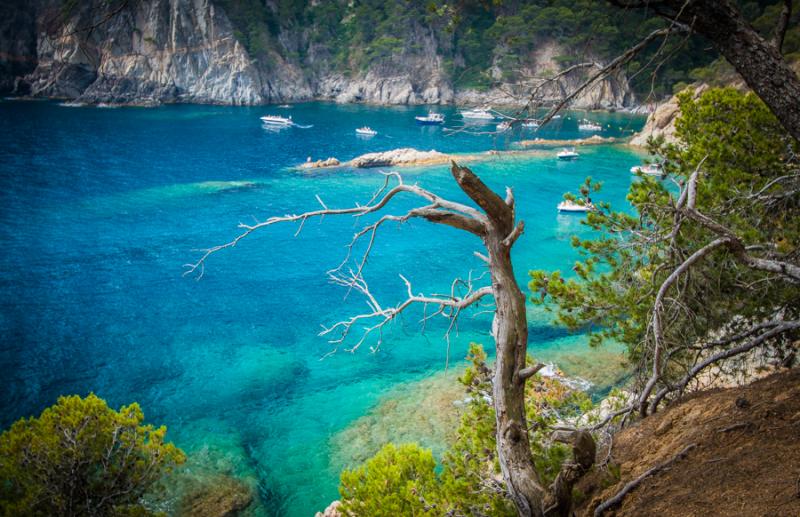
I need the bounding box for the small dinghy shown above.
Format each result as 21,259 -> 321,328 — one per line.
356,126 -> 377,136
557,148 -> 579,160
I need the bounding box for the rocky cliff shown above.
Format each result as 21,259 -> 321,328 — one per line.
0,0 -> 635,108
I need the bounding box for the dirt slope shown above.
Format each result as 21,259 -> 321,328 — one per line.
577,368 -> 800,517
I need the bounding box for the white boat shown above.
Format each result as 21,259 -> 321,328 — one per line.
578,119 -> 602,131
557,148 -> 579,160
415,112 -> 445,125
522,120 -> 540,129
260,115 -> 293,126
558,200 -> 593,213
630,163 -> 664,176
460,108 -> 495,120
278,104 -> 291,108
496,121 -> 512,131
356,126 -> 377,136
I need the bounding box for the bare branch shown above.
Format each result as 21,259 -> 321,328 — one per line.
594,443 -> 697,516
772,0 -> 793,52
640,237 -> 732,416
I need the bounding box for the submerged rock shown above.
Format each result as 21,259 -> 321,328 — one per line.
177,475 -> 254,517
518,135 -> 619,147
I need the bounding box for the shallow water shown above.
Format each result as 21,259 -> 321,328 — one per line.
0,100 -> 644,515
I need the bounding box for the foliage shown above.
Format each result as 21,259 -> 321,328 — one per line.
0,394 -> 185,517
213,0 -> 793,95
339,443 -> 439,516
529,87 -> 799,402
337,344 -> 594,515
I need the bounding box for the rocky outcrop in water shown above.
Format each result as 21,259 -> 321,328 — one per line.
300,148 -> 452,169
1,1 -> 636,108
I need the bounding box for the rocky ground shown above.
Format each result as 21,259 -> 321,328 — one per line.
577,367 -> 800,516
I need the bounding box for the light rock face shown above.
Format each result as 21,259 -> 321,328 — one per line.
349,148 -> 449,168
629,84 -> 709,147
314,500 -> 342,517
23,0 -> 265,105
455,43 -> 634,109
1,1 -> 635,108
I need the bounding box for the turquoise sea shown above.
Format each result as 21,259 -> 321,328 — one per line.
0,100 -> 645,516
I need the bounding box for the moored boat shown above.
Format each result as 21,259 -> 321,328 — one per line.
260,115 -> 293,126
630,163 -> 665,176
578,119 -> 602,131
496,120 -> 512,131
460,108 -> 495,121
522,119 -> 540,129
415,112 -> 445,125
356,126 -> 378,136
558,199 -> 593,213
557,148 -> 579,160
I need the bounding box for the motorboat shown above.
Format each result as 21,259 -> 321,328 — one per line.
522,119 -> 540,129
578,119 -> 602,131
558,200 -> 593,213
415,112 -> 445,125
557,148 -> 579,160
356,126 -> 377,136
460,108 -> 495,120
630,163 -> 665,176
260,115 -> 293,126
496,120 -> 512,131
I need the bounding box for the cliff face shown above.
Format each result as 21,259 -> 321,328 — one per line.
19,0 -> 265,105
1,0 -> 634,108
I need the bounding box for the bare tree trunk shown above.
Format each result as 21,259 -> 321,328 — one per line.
451,164 -> 545,516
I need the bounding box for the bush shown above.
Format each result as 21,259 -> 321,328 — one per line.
339,443 -> 439,516
0,394 -> 185,517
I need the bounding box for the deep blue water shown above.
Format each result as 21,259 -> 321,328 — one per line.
0,100 -> 644,516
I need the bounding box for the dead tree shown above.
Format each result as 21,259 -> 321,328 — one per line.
185,164 -> 592,517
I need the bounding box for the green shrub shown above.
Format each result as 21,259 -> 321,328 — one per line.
0,394 -> 185,517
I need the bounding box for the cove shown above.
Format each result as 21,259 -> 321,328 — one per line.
0,100 -> 644,516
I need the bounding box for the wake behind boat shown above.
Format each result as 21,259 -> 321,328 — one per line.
260,114 -> 313,129
415,112 -> 445,125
